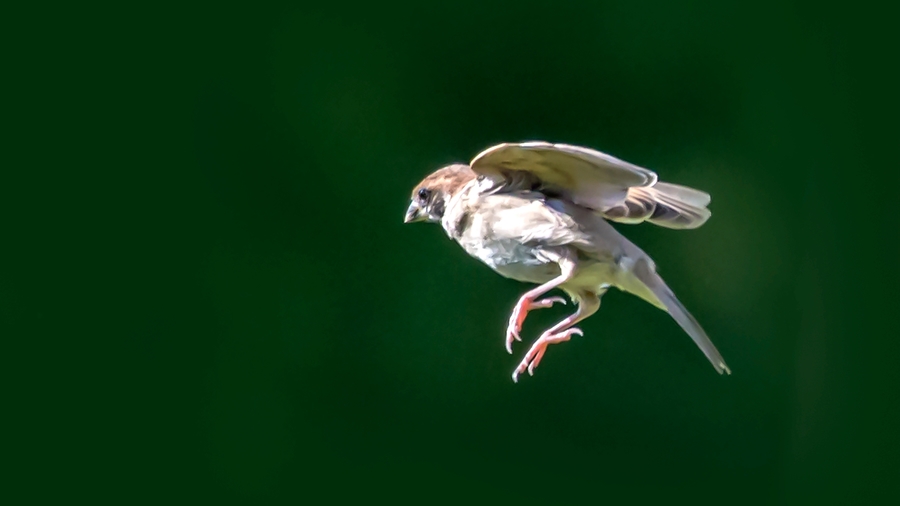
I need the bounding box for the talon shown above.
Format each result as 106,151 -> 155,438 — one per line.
505,327 -> 521,354
505,302 -> 528,353
505,294 -> 569,353
512,362 -> 528,382
537,296 -> 567,307
528,346 -> 546,373
513,327 -> 584,380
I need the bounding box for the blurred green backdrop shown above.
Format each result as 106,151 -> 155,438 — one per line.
10,0 -> 899,503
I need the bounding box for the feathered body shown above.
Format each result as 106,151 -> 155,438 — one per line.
405,142 -> 730,381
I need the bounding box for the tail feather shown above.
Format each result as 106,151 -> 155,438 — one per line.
631,259 -> 731,375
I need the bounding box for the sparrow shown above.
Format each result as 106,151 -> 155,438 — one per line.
404,141 -> 731,382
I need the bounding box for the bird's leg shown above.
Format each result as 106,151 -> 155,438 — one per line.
512,291 -> 602,382
505,295 -> 568,353
505,259 -> 578,354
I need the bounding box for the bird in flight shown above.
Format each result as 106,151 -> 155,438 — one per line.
404,141 -> 731,382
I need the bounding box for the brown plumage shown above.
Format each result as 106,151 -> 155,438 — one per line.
409,163 -> 475,200
405,141 -> 730,382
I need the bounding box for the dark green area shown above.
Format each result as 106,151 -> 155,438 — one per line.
9,1 -> 898,503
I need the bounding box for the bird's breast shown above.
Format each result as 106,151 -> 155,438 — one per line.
457,233 -> 562,284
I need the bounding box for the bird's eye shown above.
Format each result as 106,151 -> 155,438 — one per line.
417,188 -> 431,202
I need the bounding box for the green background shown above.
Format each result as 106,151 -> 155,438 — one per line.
9,1 -> 899,503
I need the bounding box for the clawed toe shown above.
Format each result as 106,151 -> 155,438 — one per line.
511,327 -> 585,382
532,296 -> 567,309
505,328 -> 521,354
505,295 -> 569,354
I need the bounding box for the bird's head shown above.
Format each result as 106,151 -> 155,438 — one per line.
404,164 -> 476,224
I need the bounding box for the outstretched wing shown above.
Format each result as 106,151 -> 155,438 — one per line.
469,141 -> 710,229
470,141 -> 657,208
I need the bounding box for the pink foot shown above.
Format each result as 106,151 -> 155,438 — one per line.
511,327 -> 583,383
505,296 -> 567,353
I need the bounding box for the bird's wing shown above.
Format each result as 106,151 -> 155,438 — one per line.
470,142 -> 711,229
469,141 -> 657,209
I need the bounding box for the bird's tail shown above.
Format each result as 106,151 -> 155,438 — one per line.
630,258 -> 731,374
603,182 -> 711,230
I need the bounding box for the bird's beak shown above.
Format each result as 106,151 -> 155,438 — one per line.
404,201 -> 424,223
